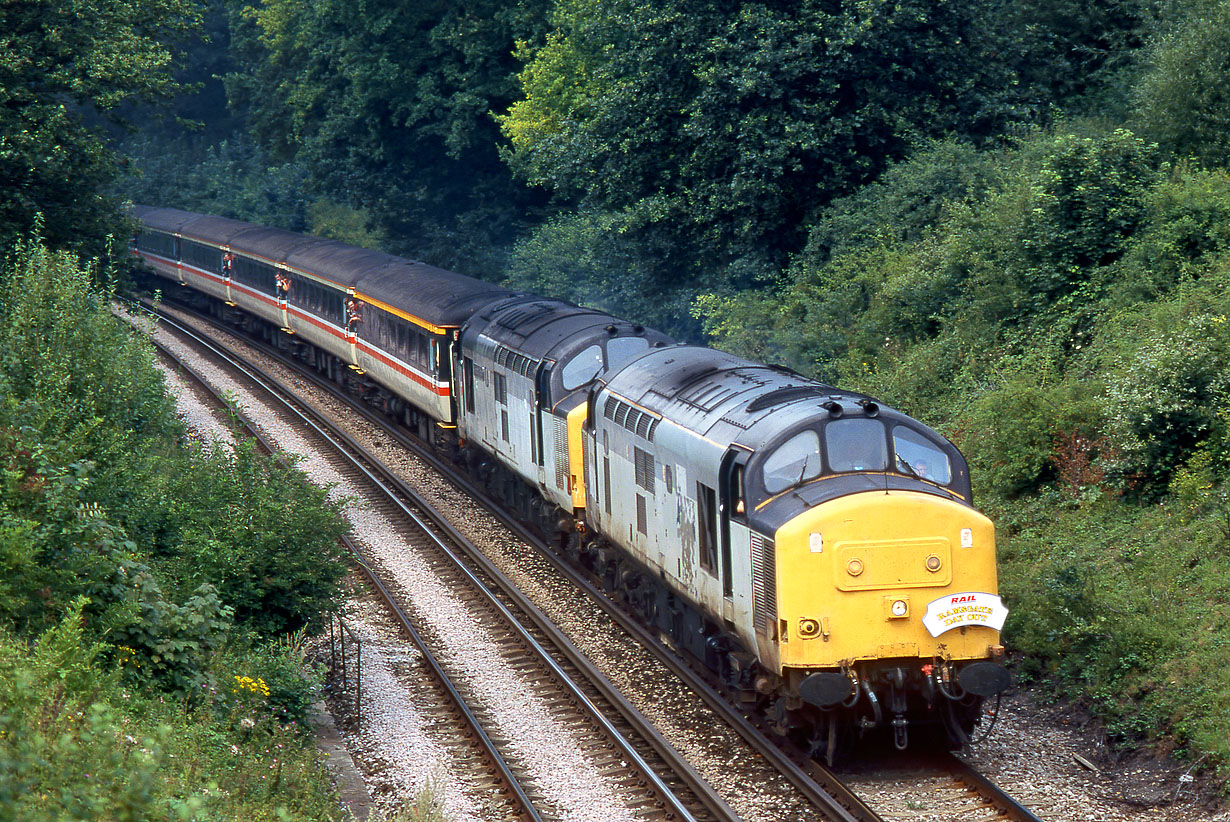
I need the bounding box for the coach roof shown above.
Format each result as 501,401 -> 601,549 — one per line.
133,205 -> 514,328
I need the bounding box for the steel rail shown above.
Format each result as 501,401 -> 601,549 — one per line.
946,754 -> 1047,822
340,530 -> 543,822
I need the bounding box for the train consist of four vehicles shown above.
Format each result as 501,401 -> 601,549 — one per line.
132,205 -> 1011,760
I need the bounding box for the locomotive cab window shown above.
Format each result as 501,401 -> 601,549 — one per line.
561,344 -> 604,390
893,426 -> 951,484
607,336 -> 648,371
762,429 -> 822,494
825,418 -> 888,472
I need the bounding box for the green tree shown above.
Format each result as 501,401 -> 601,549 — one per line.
503,0 -> 1028,265
165,440 -> 348,638
1010,0 -> 1164,117
1134,0 -> 1230,168
0,0 -> 202,253
228,0 -> 550,273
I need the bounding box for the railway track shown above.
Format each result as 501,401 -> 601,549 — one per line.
124,294 -> 1046,822
130,299 -> 736,822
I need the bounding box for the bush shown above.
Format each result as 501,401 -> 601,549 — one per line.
0,602 -> 345,821
164,439 -> 349,639
0,600 -> 164,821
1102,312 -> 1230,496
1134,0 -> 1230,169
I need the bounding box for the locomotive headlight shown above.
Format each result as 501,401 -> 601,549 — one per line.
885,597 -> 910,619
846,558 -> 864,577
925,554 -> 942,573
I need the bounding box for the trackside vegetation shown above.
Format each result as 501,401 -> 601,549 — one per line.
0,239 -> 351,819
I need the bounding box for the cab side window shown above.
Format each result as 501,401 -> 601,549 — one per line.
697,483 -> 719,577
762,429 -> 822,494
892,426 -> 951,484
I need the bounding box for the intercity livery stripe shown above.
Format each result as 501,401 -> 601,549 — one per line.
136,251 -> 450,397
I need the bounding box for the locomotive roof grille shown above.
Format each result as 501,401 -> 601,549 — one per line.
496,303 -> 556,329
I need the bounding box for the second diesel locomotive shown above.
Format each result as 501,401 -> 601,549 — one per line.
131,205 -> 1011,758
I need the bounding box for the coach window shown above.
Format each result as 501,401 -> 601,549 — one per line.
893,426 -> 951,484
417,332 -> 429,369
825,418 -> 888,472
762,429 -> 822,494
561,344 -> 604,390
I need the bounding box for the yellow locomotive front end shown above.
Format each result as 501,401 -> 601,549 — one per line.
773,488 -> 1010,750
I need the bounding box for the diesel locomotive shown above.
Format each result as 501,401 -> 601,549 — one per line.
131,205 -> 1011,760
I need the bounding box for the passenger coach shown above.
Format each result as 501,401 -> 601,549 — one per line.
131,205 -> 514,438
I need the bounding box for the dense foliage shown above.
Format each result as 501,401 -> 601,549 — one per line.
500,0 -> 1025,310
0,0 -> 202,256
0,240 -> 350,817
222,0 -> 551,272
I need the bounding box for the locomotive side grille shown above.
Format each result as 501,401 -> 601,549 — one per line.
634,410 -> 652,439
633,447 -> 655,494
603,396 -> 660,442
751,533 -> 777,635
554,416 -> 568,491
494,345 -> 534,377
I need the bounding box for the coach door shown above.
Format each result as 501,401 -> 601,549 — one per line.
174,236 -> 185,284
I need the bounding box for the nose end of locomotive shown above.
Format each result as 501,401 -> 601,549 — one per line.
957,661 -> 1013,697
